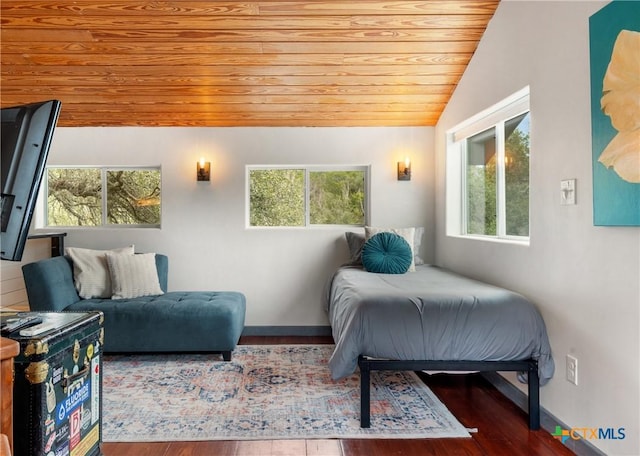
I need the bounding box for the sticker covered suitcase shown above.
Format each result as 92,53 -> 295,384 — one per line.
3,311 -> 103,456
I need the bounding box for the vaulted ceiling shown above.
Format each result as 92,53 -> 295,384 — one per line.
1,1 -> 499,127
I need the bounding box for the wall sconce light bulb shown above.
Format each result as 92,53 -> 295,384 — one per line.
197,159 -> 211,182
397,157 -> 411,181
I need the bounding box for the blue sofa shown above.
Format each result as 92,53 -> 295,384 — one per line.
21,254 -> 246,361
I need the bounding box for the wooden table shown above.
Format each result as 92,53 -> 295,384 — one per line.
0,337 -> 19,455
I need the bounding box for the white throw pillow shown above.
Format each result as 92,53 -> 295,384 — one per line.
106,252 -> 164,300
67,245 -> 135,299
414,226 -> 425,265
365,226 -> 416,271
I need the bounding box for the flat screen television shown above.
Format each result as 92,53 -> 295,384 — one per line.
1,100 -> 61,261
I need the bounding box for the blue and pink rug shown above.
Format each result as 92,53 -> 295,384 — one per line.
102,345 -> 470,441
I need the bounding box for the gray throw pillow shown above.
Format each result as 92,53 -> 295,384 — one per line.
106,252 -> 164,300
66,245 -> 134,299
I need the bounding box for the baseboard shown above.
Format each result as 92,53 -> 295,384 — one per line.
241,326 -> 333,337
482,372 -> 607,456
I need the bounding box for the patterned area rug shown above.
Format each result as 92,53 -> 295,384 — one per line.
102,345 -> 470,441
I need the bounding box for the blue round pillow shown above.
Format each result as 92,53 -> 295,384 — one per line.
361,231 -> 412,274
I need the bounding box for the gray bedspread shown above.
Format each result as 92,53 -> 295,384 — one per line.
327,265 -> 555,385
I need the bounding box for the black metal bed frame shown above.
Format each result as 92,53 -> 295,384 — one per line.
357,356 -> 540,430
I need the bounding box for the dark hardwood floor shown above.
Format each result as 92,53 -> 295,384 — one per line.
102,336 -> 574,456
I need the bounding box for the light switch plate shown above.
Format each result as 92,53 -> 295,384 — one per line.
561,179 -> 576,205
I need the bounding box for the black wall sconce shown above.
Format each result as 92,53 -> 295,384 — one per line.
397,158 -> 411,181
197,158 -> 210,181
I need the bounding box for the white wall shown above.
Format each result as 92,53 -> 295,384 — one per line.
39,126 -> 434,328
435,1 -> 639,455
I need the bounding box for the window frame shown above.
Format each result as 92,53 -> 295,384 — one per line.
246,164 -> 371,229
446,87 -> 531,244
41,165 -> 162,229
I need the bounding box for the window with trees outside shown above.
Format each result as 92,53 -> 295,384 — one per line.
248,166 -> 369,227
446,88 -> 530,242
45,167 -> 161,227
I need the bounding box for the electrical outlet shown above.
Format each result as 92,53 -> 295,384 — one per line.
566,355 -> 578,386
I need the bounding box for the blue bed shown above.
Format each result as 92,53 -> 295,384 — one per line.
326,264 -> 555,429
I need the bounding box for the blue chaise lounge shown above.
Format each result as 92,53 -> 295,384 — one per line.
21,254 -> 246,361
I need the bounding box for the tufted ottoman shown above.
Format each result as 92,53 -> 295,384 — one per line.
67,291 -> 246,359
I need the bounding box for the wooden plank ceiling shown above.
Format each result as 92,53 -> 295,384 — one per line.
0,1 -> 499,127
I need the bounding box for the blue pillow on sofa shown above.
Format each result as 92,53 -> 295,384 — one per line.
361,231 -> 412,274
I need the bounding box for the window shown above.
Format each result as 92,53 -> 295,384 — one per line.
447,88 -> 530,241
248,166 -> 369,227
45,167 -> 161,227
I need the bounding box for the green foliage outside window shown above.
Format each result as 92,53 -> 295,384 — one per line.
249,167 -> 367,227
47,168 -> 102,226
466,112 -> 530,237
47,167 -> 161,227
106,170 -> 161,225
309,171 -> 365,225
504,115 -> 530,237
466,133 -> 497,236
249,169 -> 305,226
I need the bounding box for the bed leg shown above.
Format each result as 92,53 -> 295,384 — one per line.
528,361 -> 540,430
359,356 -> 371,428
